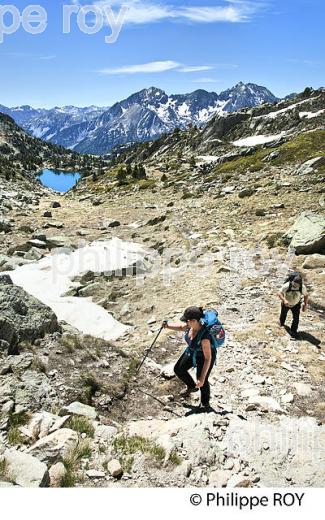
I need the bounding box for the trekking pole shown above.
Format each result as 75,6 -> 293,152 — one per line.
136,321 -> 167,375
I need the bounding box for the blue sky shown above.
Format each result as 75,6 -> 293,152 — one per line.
0,0 -> 324,108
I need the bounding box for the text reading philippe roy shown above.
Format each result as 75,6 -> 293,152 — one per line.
189,492 -> 305,510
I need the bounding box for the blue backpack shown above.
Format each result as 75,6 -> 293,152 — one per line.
185,309 -> 225,367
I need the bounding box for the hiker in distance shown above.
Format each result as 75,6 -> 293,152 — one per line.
163,306 -> 225,411
278,272 -> 309,339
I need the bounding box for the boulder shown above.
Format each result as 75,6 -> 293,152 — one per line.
27,239 -> 47,249
302,254 -> 325,269
49,462 -> 66,487
46,236 -> 73,249
238,188 -> 255,198
296,157 -> 325,175
0,217 -> 13,233
13,371 -> 58,412
28,428 -> 78,462
0,279 -> 60,351
78,282 -> 102,297
0,316 -> 19,355
51,202 -> 61,208
24,247 -> 44,261
59,401 -> 97,420
24,411 -> 70,440
282,212 -> 325,254
3,449 -> 49,487
43,211 -> 52,218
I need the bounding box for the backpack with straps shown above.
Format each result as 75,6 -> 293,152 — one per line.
185,309 -> 225,367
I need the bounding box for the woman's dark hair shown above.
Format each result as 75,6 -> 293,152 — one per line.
180,306 -> 204,322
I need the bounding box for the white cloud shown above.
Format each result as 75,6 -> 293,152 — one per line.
98,60 -> 221,75
179,65 -> 214,73
98,60 -> 180,74
76,0 -> 261,25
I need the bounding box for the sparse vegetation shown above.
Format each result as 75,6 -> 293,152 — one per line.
113,435 -> 166,467
7,411 -> 30,446
66,416 -> 95,438
60,440 -> 92,488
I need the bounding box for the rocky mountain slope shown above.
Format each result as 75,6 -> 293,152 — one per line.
2,83 -> 278,155
0,112 -> 106,183
0,85 -> 324,489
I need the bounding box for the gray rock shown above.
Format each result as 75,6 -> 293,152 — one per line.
86,469 -> 106,478
46,236 -> 73,249
0,217 -> 13,233
107,459 -> 123,478
0,280 -> 60,351
296,157 -> 325,175
302,254 -> 325,269
51,202 -> 61,208
43,211 -> 52,218
0,274 -> 13,285
49,462 -> 66,487
28,428 -> 78,462
27,239 -> 47,249
292,382 -> 312,397
3,449 -> 49,487
0,316 -> 18,354
248,396 -> 284,412
79,282 -> 102,297
24,247 -> 44,261
146,215 -> 167,226
47,221 -> 64,229
59,401 -> 98,419
209,469 -> 232,487
238,188 -> 255,198
282,212 -> 325,254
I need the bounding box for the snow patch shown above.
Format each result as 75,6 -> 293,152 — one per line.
5,238 -> 146,341
299,109 -> 325,119
233,132 -> 286,147
196,155 -> 219,163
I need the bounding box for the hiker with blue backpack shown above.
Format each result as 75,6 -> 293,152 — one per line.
163,306 -> 225,411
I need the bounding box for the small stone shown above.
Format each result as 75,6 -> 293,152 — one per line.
281,362 -> 294,372
52,202 -> 61,208
86,470 -> 106,478
281,393 -> 294,404
107,459 -> 123,478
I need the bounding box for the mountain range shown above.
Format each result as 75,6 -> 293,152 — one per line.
0,82 -> 279,155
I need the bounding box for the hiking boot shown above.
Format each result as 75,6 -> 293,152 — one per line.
197,402 -> 211,413
180,387 -> 198,398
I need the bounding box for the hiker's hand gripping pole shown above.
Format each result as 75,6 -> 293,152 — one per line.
136,321 -> 167,375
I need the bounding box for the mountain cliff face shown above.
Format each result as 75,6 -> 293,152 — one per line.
1,83 -> 278,155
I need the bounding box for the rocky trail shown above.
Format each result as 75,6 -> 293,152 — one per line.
0,179 -> 324,489
0,88 -> 324,488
